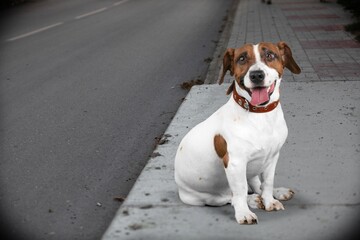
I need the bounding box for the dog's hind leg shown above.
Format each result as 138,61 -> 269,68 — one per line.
247,194 -> 265,209
248,176 -> 295,201
273,187 -> 295,201
177,186 -> 206,206
178,186 -> 231,206
248,176 -> 262,194
247,176 -> 266,209
205,193 -> 232,206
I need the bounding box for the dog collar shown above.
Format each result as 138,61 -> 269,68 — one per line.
232,88 -> 280,113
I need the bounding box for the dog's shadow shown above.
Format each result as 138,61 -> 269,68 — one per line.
208,193 -> 313,223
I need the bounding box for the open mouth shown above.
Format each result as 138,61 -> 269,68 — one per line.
249,81 -> 276,106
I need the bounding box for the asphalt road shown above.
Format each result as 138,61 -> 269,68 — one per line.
0,0 -> 234,239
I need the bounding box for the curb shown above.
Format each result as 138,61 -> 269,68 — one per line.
204,0 -> 240,84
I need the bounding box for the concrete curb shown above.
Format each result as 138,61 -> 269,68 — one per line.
204,0 -> 240,84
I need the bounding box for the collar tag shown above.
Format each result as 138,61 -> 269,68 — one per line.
244,100 -> 249,111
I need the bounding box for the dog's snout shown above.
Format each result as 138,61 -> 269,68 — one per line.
249,70 -> 265,85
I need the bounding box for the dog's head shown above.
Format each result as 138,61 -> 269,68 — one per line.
219,42 -> 301,106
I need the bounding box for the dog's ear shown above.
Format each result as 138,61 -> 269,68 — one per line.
218,48 -> 235,85
226,81 -> 235,95
277,41 -> 301,74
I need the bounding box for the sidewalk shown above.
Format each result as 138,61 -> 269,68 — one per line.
102,0 -> 360,239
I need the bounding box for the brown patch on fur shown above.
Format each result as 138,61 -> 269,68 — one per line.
258,42 -> 285,77
214,134 -> 229,168
219,48 -> 235,85
277,41 -> 301,74
219,44 -> 256,95
258,42 -> 300,75
226,81 -> 235,95
232,44 -> 256,83
223,153 -> 229,168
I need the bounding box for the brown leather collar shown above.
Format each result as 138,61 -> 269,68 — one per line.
232,88 -> 280,113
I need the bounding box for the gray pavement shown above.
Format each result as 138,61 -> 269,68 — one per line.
0,0 -> 234,239
102,0 -> 360,239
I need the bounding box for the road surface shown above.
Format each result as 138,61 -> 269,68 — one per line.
0,0 -> 234,239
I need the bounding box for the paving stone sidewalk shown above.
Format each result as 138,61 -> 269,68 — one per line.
102,0 -> 360,239
221,0 -> 360,83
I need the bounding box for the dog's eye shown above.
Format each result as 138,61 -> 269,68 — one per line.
266,52 -> 276,61
238,55 -> 247,64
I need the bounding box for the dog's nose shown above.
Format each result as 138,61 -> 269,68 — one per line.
249,70 -> 265,85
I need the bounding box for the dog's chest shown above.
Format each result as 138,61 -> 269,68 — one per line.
225,108 -> 288,173
246,114 -> 286,150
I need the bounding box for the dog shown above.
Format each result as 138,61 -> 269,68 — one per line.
174,42 -> 301,224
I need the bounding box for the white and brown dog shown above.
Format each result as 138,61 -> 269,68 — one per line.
174,42 -> 301,224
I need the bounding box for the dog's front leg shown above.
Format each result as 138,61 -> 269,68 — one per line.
225,157 -> 258,224
261,153 -> 285,211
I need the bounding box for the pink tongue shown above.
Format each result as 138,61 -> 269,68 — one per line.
250,87 -> 269,106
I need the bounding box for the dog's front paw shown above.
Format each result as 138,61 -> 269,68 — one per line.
263,198 -> 285,211
273,187 -> 295,201
235,210 -> 258,224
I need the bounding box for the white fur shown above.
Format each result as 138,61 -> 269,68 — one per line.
174,44 -> 293,225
